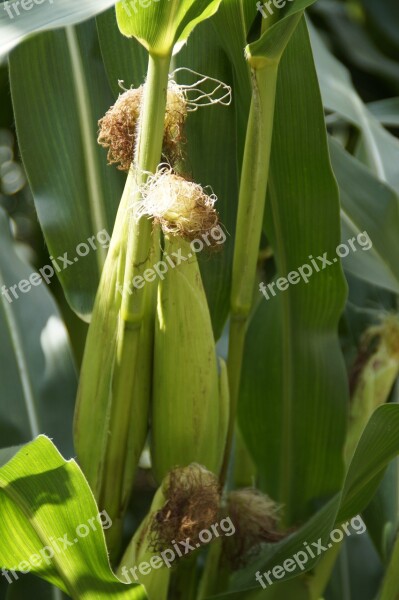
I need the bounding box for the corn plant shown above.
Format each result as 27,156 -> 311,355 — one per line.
1,0 -> 399,599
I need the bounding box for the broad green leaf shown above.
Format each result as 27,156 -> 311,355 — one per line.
211,1 -> 252,144
309,22 -> 399,192
115,0 -> 222,56
0,436 -> 146,599
239,18 -> 348,525
9,20 -> 124,321
0,444 -> 23,467
338,405 -> 399,520
228,405 -> 399,593
329,138 -> 399,294
0,208 -> 76,453
367,98 -> 399,127
246,0 -> 319,63
311,1 -> 399,92
96,9 -> 147,96
0,0 -> 116,57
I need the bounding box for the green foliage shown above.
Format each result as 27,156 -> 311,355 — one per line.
1,0 -> 399,598
0,436 -> 146,599
115,0 -> 222,55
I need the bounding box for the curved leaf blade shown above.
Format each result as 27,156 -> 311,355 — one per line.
239,18 -> 348,525
228,405 -> 399,594
115,0 -> 222,55
96,9 -> 147,96
9,21 -> 124,321
329,139 -> 399,294
0,436 -> 146,599
309,22 -> 399,192
0,0 -> 116,56
247,0 -> 318,63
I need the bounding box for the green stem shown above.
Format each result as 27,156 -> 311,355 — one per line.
220,62 -> 279,485
100,53 -> 171,542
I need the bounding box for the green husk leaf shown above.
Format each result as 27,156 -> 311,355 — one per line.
115,0 -> 222,56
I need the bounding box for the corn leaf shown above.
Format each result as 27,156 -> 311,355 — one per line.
245,0 -> 318,64
330,138 -> 399,294
224,404 -> 399,594
239,18 -> 348,524
115,0 -> 222,56
0,435 -> 146,599
0,0 -> 116,57
0,208 -> 76,454
309,23 -> 399,191
367,98 -> 399,127
96,9 -> 147,96
9,20 -> 124,321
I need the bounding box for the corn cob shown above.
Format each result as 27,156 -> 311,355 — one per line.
118,464 -> 220,599
151,235 -> 226,482
74,174 -> 155,554
345,314 -> 399,463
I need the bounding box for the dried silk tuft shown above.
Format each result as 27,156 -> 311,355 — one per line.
135,166 -> 220,241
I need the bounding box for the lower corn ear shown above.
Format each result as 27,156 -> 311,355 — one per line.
345,314 -> 399,463
222,489 -> 285,569
117,465 -> 220,600
150,465 -> 220,548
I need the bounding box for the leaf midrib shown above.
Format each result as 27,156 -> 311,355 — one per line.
268,174 -> 294,517
65,26 -> 107,272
